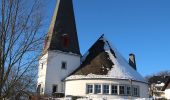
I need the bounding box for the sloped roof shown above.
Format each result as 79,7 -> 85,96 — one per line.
66,35 -> 145,82
43,0 -> 80,55
162,77 -> 170,91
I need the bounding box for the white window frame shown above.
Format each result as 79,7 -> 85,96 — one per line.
85,83 -> 140,97
119,85 -> 125,95
87,84 -> 93,94
126,86 -> 131,96
94,84 -> 102,94
111,85 -> 118,95
133,86 -> 139,97
103,84 -> 109,94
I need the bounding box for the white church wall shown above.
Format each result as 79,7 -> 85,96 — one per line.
165,89 -> 170,99
44,51 -> 80,94
37,53 -> 48,94
65,79 -> 149,99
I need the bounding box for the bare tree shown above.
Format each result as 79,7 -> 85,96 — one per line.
0,0 -> 46,99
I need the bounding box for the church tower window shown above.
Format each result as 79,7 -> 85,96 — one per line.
62,34 -> 70,48
52,85 -> 58,93
61,62 -> 67,69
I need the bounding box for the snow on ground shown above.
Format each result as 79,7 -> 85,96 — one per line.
54,97 -> 153,100
76,97 -> 153,100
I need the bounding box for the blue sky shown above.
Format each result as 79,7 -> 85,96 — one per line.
46,0 -> 170,77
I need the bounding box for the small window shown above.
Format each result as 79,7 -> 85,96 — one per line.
41,88 -> 44,93
126,86 -> 131,95
52,85 -> 58,93
103,85 -> 109,94
87,85 -> 93,94
119,85 -> 125,95
62,34 -> 70,48
37,84 -> 41,94
41,63 -> 43,69
61,62 -> 67,69
111,85 -> 118,95
133,87 -> 139,96
95,84 -> 101,94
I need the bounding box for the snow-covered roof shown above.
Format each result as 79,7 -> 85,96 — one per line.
100,37 -> 145,82
66,35 -> 145,82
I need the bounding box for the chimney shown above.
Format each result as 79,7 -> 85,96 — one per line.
129,53 -> 137,70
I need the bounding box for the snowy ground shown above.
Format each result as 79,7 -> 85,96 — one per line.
55,97 -> 153,100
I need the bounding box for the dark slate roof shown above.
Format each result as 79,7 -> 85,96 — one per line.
70,35 -> 115,75
43,0 -> 80,55
162,77 -> 170,91
66,35 -> 145,82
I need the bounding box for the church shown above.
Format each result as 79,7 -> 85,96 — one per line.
37,0 -> 149,99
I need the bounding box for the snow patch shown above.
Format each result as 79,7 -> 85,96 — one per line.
77,97 -> 152,100
101,36 -> 145,82
67,36 -> 145,82
66,73 -> 144,81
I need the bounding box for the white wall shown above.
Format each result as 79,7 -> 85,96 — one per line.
37,53 -> 48,94
65,79 -> 149,99
44,51 -> 80,95
165,89 -> 170,99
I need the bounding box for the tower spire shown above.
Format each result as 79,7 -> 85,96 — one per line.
43,0 -> 80,55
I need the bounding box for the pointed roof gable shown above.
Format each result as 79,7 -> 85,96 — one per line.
67,35 -> 145,82
43,0 -> 80,55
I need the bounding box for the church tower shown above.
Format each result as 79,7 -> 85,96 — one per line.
37,0 -> 81,95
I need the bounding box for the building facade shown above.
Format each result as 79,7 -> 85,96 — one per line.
37,0 -> 149,99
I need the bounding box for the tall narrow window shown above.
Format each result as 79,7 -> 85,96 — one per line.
41,88 -> 44,93
61,62 -> 67,69
52,85 -> 58,93
111,85 -> 118,95
119,85 -> 125,95
133,87 -> 139,96
37,84 -> 41,94
61,83 -> 65,93
87,85 -> 93,94
95,84 -> 101,94
103,85 -> 109,94
41,63 -> 43,69
62,34 -> 70,48
126,86 -> 131,95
